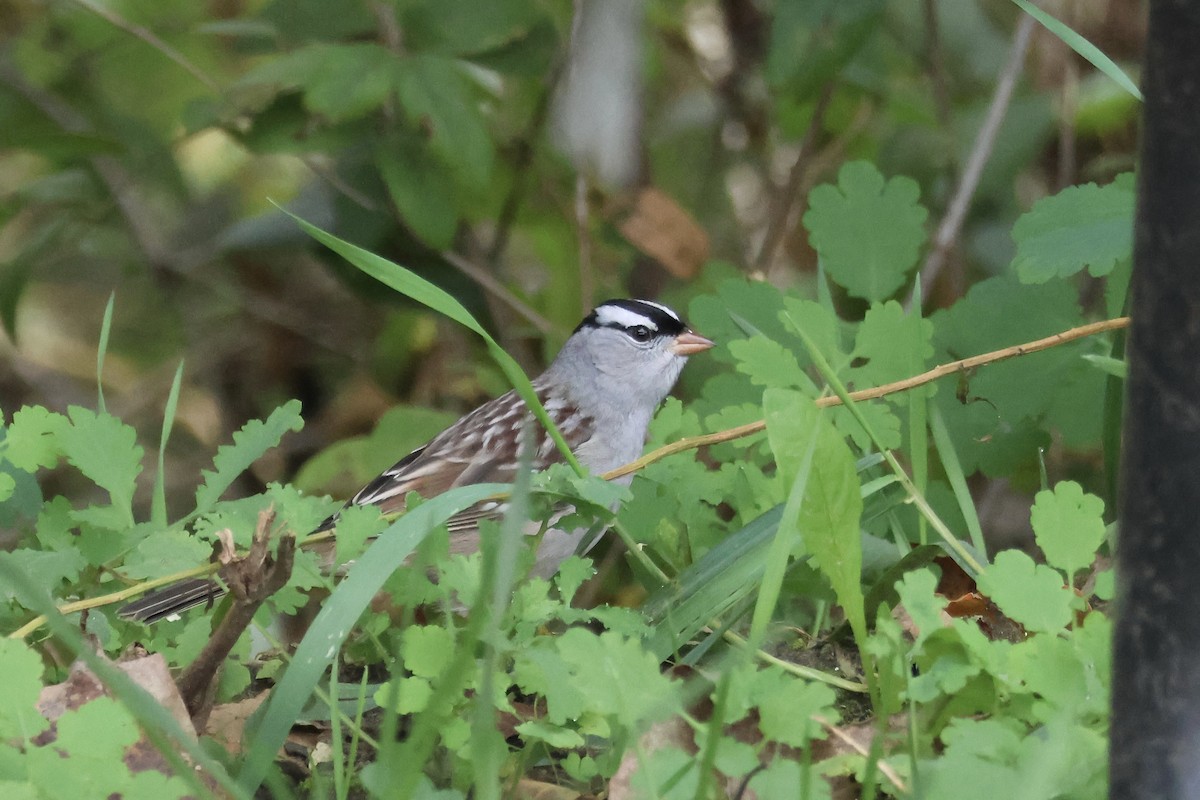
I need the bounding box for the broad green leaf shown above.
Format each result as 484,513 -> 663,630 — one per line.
304,44 -> 396,122
931,275 -> 1088,475
849,300 -> 935,402
119,529 -> 214,580
749,759 -> 833,800
375,676 -> 433,714
756,678 -> 837,747
893,568 -> 946,649
1012,174 -> 1135,283
1029,481 -> 1106,579
767,0 -> 884,104
4,406 -> 67,472
977,550 -> 1074,634
193,400 -> 304,517
727,337 -> 811,390
400,0 -> 545,57
764,389 -> 865,641
401,625 -> 455,679
0,637 -> 49,740
376,135 -> 460,249
803,161 -> 928,301
394,55 -> 495,190
58,407 -> 143,528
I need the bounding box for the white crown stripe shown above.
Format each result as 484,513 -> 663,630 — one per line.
633,300 -> 681,323
594,304 -> 662,331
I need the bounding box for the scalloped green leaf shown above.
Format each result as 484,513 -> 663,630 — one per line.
803,161 -> 928,301
1012,174 -> 1134,284
194,400 -> 304,516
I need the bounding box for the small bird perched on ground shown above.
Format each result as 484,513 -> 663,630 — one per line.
119,299 -> 714,623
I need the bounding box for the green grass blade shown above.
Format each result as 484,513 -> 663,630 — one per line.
928,405 -> 987,558
748,404 -> 819,649
96,292 -> 115,415
284,210 -> 583,477
1011,0 -> 1142,101
152,360 -> 184,528
237,482 -> 510,792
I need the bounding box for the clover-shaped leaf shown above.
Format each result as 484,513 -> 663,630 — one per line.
803,161 -> 928,301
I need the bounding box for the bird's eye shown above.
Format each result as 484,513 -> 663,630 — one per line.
629,325 -> 653,342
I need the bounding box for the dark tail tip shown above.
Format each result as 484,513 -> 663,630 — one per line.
117,578 -> 226,624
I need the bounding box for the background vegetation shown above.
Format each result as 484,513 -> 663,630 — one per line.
0,0 -> 1143,797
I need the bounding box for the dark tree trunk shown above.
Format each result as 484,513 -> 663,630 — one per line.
1112,2 -> 1200,798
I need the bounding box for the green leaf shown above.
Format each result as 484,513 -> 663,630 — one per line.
401,625 -> 455,679
849,300 -> 935,402
514,720 -> 585,749
25,698 -> 138,797
4,406 -> 67,472
0,638 -> 50,740
58,407 -> 143,528
119,529 -> 214,580
400,0 -> 546,57
803,161 -> 928,301
376,135 -> 460,249
765,389 -> 865,641
931,275 -> 1087,475
193,400 -> 304,517
375,676 -> 433,714
727,337 -> 812,391
394,55 -> 495,190
304,44 -> 396,122
1012,174 -> 1135,283
749,759 -> 832,800
977,550 -> 1074,634
757,677 -> 837,748
1029,481 -> 1106,579
893,568 -> 947,649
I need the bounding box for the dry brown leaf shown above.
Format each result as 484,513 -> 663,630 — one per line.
616,188 -> 710,279
204,692 -> 268,755
514,777 -> 585,800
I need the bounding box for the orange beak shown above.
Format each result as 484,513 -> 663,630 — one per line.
669,330 -> 715,356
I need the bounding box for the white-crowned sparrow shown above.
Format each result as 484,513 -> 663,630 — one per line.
118,299 -> 713,623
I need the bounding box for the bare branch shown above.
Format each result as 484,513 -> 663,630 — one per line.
917,13 -> 1038,301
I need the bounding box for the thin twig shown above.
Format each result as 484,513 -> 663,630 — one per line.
71,0 -> 220,92
600,315 -> 1130,482
440,250 -> 556,334
753,82 -> 836,271
814,715 -> 909,793
917,12 -> 1037,301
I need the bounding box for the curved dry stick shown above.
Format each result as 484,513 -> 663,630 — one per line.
10,316 -> 1130,639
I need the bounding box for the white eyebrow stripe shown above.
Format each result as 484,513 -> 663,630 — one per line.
595,305 -> 660,330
